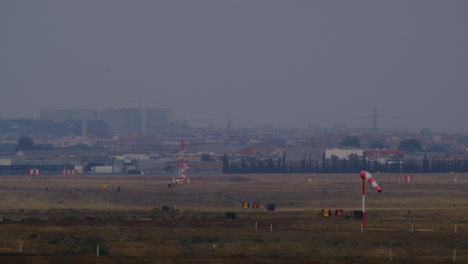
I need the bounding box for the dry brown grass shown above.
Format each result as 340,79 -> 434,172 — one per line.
0,173 -> 467,263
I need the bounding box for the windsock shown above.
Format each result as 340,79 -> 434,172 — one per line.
360,170 -> 382,193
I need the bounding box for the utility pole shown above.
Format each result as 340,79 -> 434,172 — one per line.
372,109 -> 377,138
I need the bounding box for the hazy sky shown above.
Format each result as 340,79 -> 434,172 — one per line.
1,1 -> 467,132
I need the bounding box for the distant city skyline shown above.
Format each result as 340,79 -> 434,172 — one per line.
1,1 -> 467,133
0,106 -> 460,135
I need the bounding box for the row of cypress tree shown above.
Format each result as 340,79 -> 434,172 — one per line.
222,154 -> 468,174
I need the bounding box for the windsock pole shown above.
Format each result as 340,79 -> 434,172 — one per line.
360,170 -> 382,230
362,177 -> 366,229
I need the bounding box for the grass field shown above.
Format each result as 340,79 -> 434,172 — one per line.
0,172 -> 467,263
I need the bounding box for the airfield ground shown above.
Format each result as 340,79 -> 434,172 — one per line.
0,173 -> 467,263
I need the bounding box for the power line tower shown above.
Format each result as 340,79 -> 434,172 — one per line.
227,114 -> 232,136
372,109 -> 378,137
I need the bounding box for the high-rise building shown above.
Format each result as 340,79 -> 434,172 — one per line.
99,107 -> 173,135
100,108 -> 143,135
29,119 -> 107,137
39,108 -> 173,136
38,109 -> 105,136
146,108 -> 173,133
40,109 -> 98,121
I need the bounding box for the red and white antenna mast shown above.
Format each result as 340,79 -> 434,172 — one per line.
175,140 -> 189,183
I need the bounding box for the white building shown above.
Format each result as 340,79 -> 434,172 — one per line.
325,148 -> 363,159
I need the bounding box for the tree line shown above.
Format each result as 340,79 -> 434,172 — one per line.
222,153 -> 468,174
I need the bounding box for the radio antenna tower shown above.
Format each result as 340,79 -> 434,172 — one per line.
372,109 -> 378,137
174,140 -> 189,184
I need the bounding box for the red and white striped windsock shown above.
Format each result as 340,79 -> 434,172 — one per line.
360,170 -> 382,193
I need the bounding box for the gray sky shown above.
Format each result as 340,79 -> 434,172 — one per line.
1,1 -> 467,132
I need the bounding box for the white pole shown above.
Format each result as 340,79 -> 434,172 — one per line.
389,247 -> 392,261
270,223 -> 273,232
362,179 -> 366,230
97,243 -> 99,257
453,248 -> 457,261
